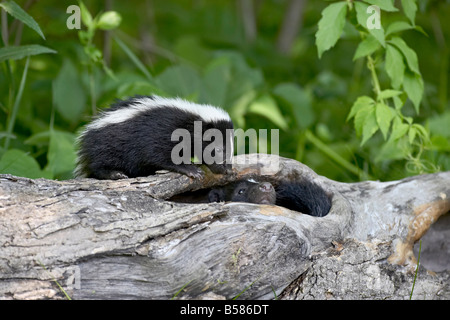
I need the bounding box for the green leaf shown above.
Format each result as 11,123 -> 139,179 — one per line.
0,0 -> 45,39
0,132 -> 16,140
0,44 -> 57,63
214,51 -> 264,109
117,81 -> 166,98
315,2 -> 347,58
401,0 -> 417,25
428,111 -> 450,138
429,136 -> 450,152
385,44 -> 405,89
392,95 -> 405,110
79,1 -> 93,29
378,89 -> 403,100
412,124 -> 428,141
156,64 -> 202,98
0,149 -> 52,179
354,103 -> 375,138
375,103 -> 394,140
53,59 -> 86,122
408,126 -> 417,144
414,25 -> 428,37
403,71 -> 424,113
273,83 -> 314,128
376,137 -> 410,162
389,36 -> 420,75
229,90 -> 257,129
174,35 -> 212,68
385,21 -> 414,37
361,107 -> 379,146
391,116 -> 409,141
248,94 -> 289,131
83,44 -> 102,63
404,116 -> 413,124
354,2 -> 386,47
347,96 -> 375,121
24,131 -> 50,147
202,57 -> 231,107
78,29 -> 94,46
114,36 -> 152,81
45,131 -> 77,178
353,34 -> 381,60
364,0 -> 398,12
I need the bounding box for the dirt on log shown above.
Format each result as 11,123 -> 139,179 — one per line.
0,154 -> 449,300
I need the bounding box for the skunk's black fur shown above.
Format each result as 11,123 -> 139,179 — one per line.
209,179 -> 332,217
75,95 -> 233,180
275,180 -> 331,217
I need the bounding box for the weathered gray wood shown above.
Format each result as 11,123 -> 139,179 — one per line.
0,154 -> 448,300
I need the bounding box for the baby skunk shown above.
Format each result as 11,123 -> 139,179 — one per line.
208,179 -> 331,217
75,95 -> 234,180
208,179 -> 276,205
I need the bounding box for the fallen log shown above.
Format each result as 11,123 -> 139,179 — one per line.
0,154 -> 448,300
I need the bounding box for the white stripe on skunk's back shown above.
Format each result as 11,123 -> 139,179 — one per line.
86,96 -> 231,131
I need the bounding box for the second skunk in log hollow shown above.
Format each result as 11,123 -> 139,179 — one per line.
208,179 -> 332,217
74,95 -> 234,180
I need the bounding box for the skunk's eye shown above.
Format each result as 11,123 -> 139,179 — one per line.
238,188 -> 246,194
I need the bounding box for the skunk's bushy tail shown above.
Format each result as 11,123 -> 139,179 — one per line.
275,180 -> 332,217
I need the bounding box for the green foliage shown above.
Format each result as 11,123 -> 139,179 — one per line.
0,0 -> 448,182
0,149 -> 52,178
53,58 -> 86,122
316,0 -> 439,175
0,44 -> 56,62
76,1 -> 122,114
0,0 -> 45,39
316,2 -> 348,58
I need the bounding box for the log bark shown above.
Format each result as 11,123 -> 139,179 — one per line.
0,154 -> 449,300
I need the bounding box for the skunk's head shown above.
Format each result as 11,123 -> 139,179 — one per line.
231,180 -> 276,204
208,179 -> 276,204
201,119 -> 234,175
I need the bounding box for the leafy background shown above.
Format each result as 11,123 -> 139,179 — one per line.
0,0 -> 449,182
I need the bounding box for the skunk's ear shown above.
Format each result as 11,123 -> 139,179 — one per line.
208,189 -> 226,202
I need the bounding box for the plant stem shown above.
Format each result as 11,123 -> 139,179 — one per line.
114,35 -> 152,81
89,67 -> 96,115
410,239 -> 422,300
438,49 -> 448,113
367,55 -> 384,104
295,131 -> 306,162
171,279 -> 193,300
1,8 -> 8,46
1,8 -> 15,122
305,130 -> 372,180
4,56 -> 30,150
346,0 -> 353,10
37,260 -> 72,300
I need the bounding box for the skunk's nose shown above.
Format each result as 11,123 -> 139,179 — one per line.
225,164 -> 233,174
259,182 -> 273,193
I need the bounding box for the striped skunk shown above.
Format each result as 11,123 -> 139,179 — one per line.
208,179 -> 332,217
74,95 -> 234,180
208,180 -> 276,205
